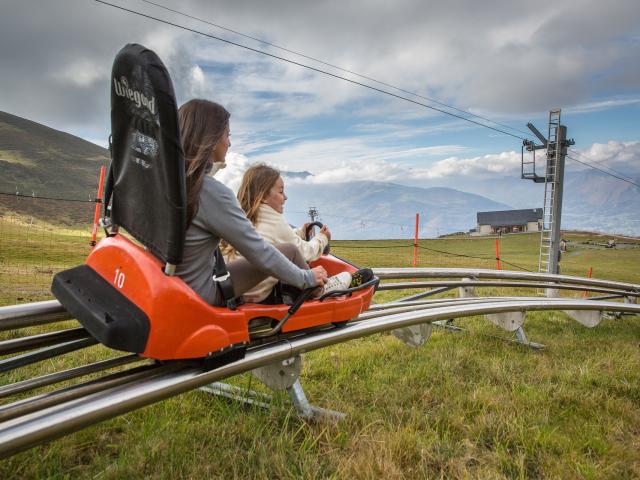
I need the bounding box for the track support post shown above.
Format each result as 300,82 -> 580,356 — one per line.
200,355 -> 345,421
442,278 -> 544,349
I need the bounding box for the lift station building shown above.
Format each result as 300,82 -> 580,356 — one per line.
476,208 -> 543,235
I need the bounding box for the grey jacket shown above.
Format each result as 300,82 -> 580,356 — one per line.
175,176 -> 316,305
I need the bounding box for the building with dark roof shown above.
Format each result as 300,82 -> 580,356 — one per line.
476,208 -> 543,235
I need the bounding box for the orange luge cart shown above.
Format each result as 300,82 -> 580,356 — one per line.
51,44 -> 377,366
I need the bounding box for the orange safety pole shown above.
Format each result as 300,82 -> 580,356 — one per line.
413,213 -> 420,268
582,266 -> 593,298
495,237 -> 501,270
91,166 -> 106,247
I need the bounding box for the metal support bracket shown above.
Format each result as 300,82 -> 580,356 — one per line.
287,379 -> 346,421
459,279 -> 533,338
432,321 -> 544,349
546,288 -> 603,327
391,323 -> 432,347
432,319 -> 463,332
513,326 -> 545,349
390,287 -> 455,347
434,278 -> 544,349
200,355 -> 345,421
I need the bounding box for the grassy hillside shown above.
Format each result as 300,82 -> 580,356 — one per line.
0,226 -> 639,478
0,111 -> 109,224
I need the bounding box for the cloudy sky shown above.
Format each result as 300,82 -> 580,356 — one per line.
1,0 -> 639,195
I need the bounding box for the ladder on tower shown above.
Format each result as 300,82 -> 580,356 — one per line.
538,109 -> 561,273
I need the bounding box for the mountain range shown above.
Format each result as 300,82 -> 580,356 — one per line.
1,110 -> 638,238
281,180 -> 509,239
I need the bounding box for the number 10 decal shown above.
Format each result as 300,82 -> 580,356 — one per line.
114,268 -> 126,289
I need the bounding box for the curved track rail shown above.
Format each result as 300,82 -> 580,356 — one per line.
0,268 -> 638,458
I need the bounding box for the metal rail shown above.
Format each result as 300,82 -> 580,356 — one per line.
0,300 -> 69,331
0,354 -> 140,399
0,327 -> 89,355
364,296 -> 575,317
0,338 -> 98,374
0,363 -> 172,423
368,296 -> 588,311
0,298 -> 638,458
372,268 -> 640,292
0,295 -> 594,363
376,280 -> 637,297
1,269 -> 635,338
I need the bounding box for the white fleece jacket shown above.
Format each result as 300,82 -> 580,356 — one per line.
227,203 -> 328,302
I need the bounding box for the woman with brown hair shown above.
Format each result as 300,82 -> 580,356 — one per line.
223,164 -> 346,303
174,99 -> 346,307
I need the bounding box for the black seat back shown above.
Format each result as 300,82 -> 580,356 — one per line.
108,43 -> 185,265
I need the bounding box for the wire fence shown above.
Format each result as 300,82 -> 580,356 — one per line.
330,237 -> 534,271
0,195 -> 97,305
0,194 -> 539,305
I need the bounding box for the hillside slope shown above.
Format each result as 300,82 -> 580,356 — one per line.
0,110 -> 109,199
0,111 -> 110,224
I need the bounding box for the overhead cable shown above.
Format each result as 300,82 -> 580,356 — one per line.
94,0 -> 527,141
566,155 -> 640,189
568,148 -> 638,184
138,0 -> 531,139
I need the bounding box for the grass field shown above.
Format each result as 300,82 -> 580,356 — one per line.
1,221 -> 639,478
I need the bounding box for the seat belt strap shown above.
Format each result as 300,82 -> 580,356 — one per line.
213,247 -> 242,310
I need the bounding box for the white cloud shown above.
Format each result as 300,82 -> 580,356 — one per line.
564,98 -> 640,115
426,151 -> 522,178
212,151 -> 252,192
216,145 -> 520,187
243,131 -> 468,170
51,59 -> 107,87
2,0 -> 639,162
214,139 -> 639,193
570,141 -> 640,172
187,64 -> 207,96
292,150 -> 524,184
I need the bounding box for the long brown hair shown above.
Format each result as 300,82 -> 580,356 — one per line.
178,99 -> 230,226
221,163 -> 281,258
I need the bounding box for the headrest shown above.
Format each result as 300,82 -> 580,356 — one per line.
109,43 -> 186,265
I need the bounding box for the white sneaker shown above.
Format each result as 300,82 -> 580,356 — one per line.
323,272 -> 352,295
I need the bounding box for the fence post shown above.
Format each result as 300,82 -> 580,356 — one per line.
91,166 -> 106,247
413,213 -> 420,268
495,237 -> 501,270
582,266 -> 593,298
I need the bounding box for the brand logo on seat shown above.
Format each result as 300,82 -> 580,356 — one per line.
113,76 -> 156,116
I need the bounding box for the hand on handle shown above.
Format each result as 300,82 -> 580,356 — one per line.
311,266 -> 328,286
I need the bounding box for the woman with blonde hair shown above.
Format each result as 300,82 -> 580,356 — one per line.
224,163 -> 350,303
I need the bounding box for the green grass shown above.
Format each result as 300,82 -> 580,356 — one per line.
0,216 -> 94,304
1,224 -> 639,478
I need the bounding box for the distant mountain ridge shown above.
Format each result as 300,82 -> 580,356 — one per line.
7,111 -> 637,238
0,110 -> 109,199
421,168 -> 640,236
281,170 -> 312,179
283,181 -> 511,239
561,170 -> 640,235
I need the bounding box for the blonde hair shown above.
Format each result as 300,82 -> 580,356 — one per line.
238,164 -> 281,225
221,163 -> 281,258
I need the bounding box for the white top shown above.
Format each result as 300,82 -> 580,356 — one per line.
176,177 -> 315,305
226,203 -> 328,302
